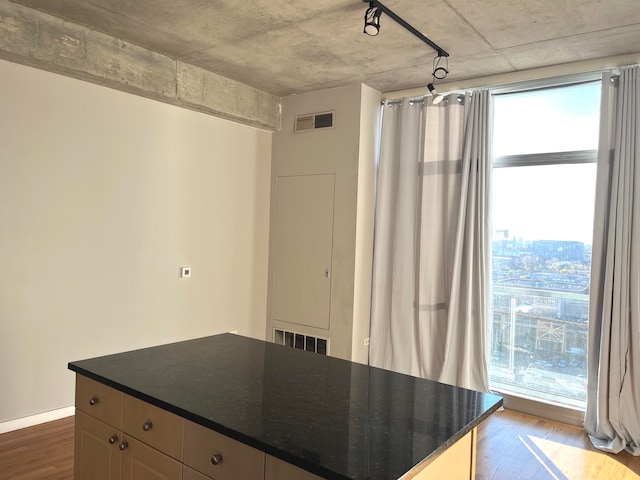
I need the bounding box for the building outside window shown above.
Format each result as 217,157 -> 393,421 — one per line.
489,81 -> 601,410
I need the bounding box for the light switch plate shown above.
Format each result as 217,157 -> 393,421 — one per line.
180,266 -> 191,278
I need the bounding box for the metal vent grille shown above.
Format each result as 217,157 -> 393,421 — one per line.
314,112 -> 334,129
273,328 -> 328,355
294,111 -> 334,133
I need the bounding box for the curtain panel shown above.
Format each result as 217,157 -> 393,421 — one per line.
370,91 -> 492,393
586,66 -> 640,455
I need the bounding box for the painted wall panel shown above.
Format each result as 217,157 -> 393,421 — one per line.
0,59 -> 272,423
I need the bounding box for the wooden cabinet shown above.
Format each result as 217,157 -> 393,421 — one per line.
74,374 -> 264,480
182,466 -> 211,480
123,394 -> 184,461
74,375 -> 182,480
74,410 -> 121,480
410,428 -> 476,480
183,419 -> 265,480
121,436 -> 182,480
75,374 -> 123,428
74,373 -> 478,480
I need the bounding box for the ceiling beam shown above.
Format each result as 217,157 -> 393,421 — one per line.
0,1 -> 281,131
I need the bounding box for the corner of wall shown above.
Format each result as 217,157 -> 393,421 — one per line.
351,84 -> 381,365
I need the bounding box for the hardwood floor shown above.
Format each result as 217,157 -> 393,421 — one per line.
1,409 -> 639,479
0,416 -> 74,480
476,409 -> 640,480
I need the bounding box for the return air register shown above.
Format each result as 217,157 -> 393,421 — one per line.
273,328 -> 328,355
294,111 -> 334,133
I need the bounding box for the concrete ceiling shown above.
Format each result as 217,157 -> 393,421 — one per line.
9,0 -> 640,96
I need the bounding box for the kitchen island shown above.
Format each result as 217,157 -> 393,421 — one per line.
68,334 -> 502,479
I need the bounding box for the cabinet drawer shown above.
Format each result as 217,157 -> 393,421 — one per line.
75,374 -> 123,428
183,420 -> 265,480
123,394 -> 184,461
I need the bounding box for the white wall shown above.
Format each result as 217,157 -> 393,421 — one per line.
0,59 -> 272,423
268,84 -> 379,361
351,84 -> 380,365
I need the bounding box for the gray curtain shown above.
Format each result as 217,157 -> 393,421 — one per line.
369,98 -> 424,376
370,91 -> 492,393
585,66 -> 640,455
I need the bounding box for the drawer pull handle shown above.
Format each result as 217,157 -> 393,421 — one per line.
108,434 -> 118,444
211,454 -> 223,465
142,421 -> 153,432
89,396 -> 99,406
119,440 -> 129,451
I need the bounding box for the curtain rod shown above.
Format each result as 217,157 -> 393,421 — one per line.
382,70 -> 626,105
382,95 -> 465,106
382,54 -> 640,99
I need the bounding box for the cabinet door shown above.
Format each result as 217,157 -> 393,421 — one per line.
74,410 -> 122,480
121,435 -> 182,480
272,174 -> 335,329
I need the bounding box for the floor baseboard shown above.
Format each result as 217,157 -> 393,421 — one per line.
0,406 -> 75,434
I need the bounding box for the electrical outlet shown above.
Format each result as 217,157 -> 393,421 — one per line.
229,330 -> 238,335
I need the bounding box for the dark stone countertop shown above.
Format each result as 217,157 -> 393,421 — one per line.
68,333 -> 502,480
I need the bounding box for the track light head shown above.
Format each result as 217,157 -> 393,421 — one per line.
364,2 -> 382,36
427,83 -> 444,104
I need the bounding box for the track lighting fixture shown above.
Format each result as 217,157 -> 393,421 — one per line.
427,55 -> 449,104
361,1 -> 451,102
364,2 -> 382,36
361,0 -> 449,58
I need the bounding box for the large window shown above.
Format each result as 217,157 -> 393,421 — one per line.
489,81 -> 601,410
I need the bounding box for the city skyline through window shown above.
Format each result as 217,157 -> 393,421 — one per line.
489,81 -> 601,410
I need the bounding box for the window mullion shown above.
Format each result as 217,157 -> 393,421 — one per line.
493,149 -> 597,168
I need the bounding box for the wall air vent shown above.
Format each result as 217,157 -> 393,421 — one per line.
273,328 -> 329,355
294,111 -> 334,133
